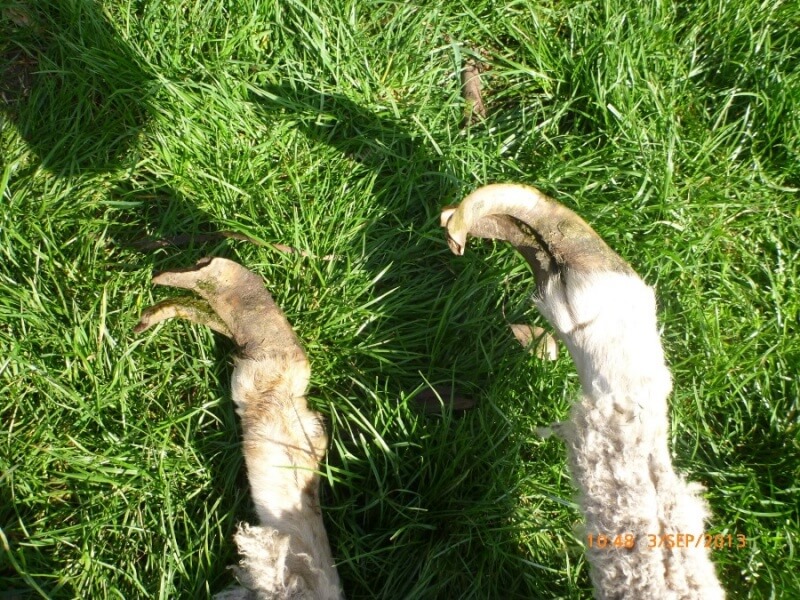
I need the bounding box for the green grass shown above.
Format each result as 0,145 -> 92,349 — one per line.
1,0 -> 798,597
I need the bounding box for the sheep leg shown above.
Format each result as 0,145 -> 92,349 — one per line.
442,184 -> 724,599
136,257 -> 342,600
135,297 -> 232,337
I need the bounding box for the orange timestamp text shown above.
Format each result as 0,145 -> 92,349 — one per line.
586,533 -> 747,550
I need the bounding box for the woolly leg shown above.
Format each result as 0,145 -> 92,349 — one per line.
443,184 -> 724,599
136,257 -> 342,599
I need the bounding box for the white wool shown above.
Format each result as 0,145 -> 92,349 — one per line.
539,270 -> 724,599
214,524 -> 342,600
222,354 -> 343,600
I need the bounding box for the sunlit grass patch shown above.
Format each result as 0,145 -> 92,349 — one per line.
1,0 -> 797,597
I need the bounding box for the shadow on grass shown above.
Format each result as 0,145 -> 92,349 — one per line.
0,0 -> 153,174
0,480 -> 36,599
0,2 -> 250,597
248,82 -> 575,597
252,79 -> 487,210
2,3 -> 572,595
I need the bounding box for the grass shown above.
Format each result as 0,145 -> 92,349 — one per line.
1,0 -> 798,597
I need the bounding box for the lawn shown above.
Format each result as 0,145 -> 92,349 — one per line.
1,0 -> 798,598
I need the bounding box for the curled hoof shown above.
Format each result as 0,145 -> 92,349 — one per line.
441,184 -> 633,290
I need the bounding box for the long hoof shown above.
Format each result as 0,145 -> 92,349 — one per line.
134,257 -> 306,362
441,184 -> 633,291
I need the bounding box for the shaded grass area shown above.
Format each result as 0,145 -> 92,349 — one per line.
1,0 -> 798,597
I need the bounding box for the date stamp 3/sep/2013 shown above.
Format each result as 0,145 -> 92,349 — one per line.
586,533 -> 748,550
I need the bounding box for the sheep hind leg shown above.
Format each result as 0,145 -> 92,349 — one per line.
442,184 -> 724,599
136,257 -> 342,600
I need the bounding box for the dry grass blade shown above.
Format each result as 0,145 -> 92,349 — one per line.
461,58 -> 487,126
